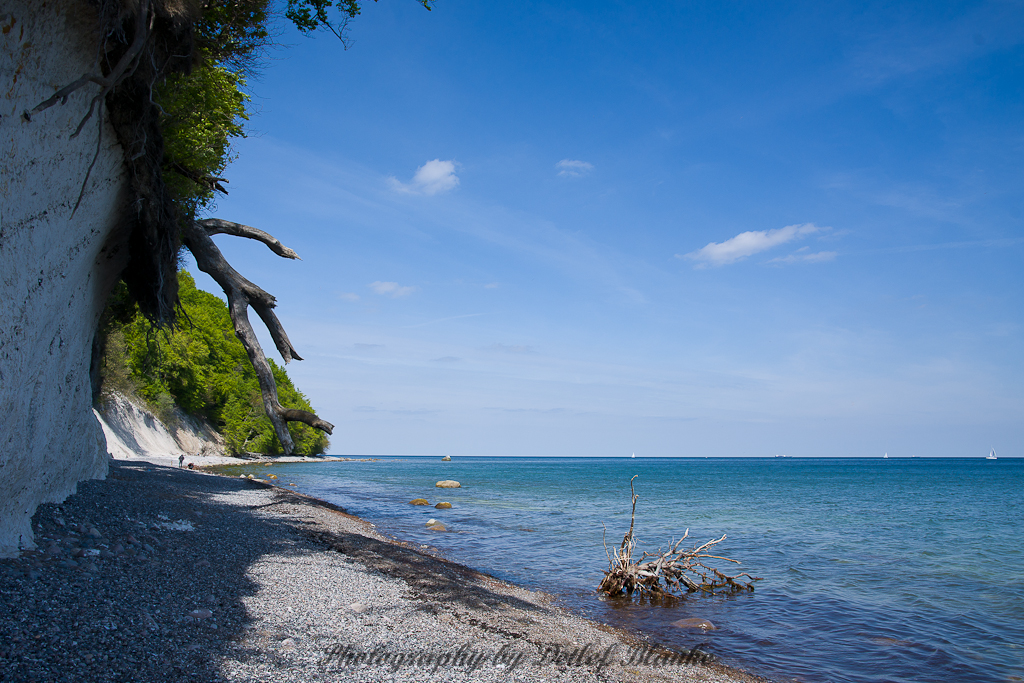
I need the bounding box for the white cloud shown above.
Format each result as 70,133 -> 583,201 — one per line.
388,159 -> 459,195
681,223 -> 825,267
769,250 -> 838,265
369,281 -> 416,297
556,159 -> 594,177
336,292 -> 360,301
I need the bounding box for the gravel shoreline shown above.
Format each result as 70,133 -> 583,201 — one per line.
0,461 -> 771,682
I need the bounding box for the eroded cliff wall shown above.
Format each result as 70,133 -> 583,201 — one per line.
0,1 -> 128,556
95,393 -> 225,462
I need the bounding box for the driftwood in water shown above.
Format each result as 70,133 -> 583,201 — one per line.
598,476 -> 761,597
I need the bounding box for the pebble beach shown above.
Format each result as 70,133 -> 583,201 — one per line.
0,459 -> 766,683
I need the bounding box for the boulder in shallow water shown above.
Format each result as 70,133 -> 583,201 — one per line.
441,456 -> 451,461
672,618 -> 716,631
409,498 -> 430,505
436,480 -> 461,488
427,523 -> 447,531
434,502 -> 452,509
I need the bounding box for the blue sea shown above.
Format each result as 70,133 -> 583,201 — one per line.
235,457 -> 1024,683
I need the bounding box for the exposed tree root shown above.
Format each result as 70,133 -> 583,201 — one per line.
182,219 -> 334,454
598,476 -> 762,597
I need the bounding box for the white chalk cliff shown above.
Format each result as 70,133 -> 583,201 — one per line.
95,393 -> 224,463
0,0 -> 129,556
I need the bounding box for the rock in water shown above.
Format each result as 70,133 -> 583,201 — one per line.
441,455 -> 451,461
434,502 -> 452,509
409,499 -> 430,506
427,523 -> 447,531
672,618 -> 716,631
435,480 -> 461,488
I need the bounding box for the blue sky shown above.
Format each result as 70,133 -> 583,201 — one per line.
185,0 -> 1024,456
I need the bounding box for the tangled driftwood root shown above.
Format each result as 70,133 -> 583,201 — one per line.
598,476 -> 761,597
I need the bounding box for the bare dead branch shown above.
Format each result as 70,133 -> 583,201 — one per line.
198,219 -> 301,260
598,476 -> 762,598
168,162 -> 231,196
182,220 -> 333,455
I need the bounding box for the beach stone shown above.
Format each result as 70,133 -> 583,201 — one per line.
672,618 -> 717,631
434,502 -> 452,509
348,602 -> 367,614
427,523 -> 447,531
409,499 -> 430,506
189,609 -> 213,619
436,480 -> 461,488
441,455 -> 451,461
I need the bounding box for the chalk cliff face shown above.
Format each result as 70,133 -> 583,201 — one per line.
95,394 -> 225,462
0,1 -> 128,556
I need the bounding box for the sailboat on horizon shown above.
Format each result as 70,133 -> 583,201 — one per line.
987,448 -> 997,460
631,452 -> 636,459
883,452 -> 888,459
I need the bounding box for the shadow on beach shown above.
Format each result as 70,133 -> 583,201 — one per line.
0,461 -> 546,682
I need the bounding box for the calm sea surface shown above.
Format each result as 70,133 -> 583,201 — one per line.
226,457 -> 1024,683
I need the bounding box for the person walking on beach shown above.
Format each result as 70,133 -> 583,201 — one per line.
178,454 -> 185,468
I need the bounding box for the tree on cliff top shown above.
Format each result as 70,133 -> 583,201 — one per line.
25,0 -> 432,454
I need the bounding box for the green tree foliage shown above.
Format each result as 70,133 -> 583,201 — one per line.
157,63 -> 249,217
102,272 -> 329,456
286,0 -> 432,38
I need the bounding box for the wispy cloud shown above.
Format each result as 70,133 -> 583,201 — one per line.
556,159 -> 594,178
769,249 -> 838,265
388,159 -> 460,195
336,291 -> 360,301
681,223 -> 825,267
433,356 -> 461,363
369,281 -> 416,297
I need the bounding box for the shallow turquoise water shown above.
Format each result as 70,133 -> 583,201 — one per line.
256,457 -> 1024,683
